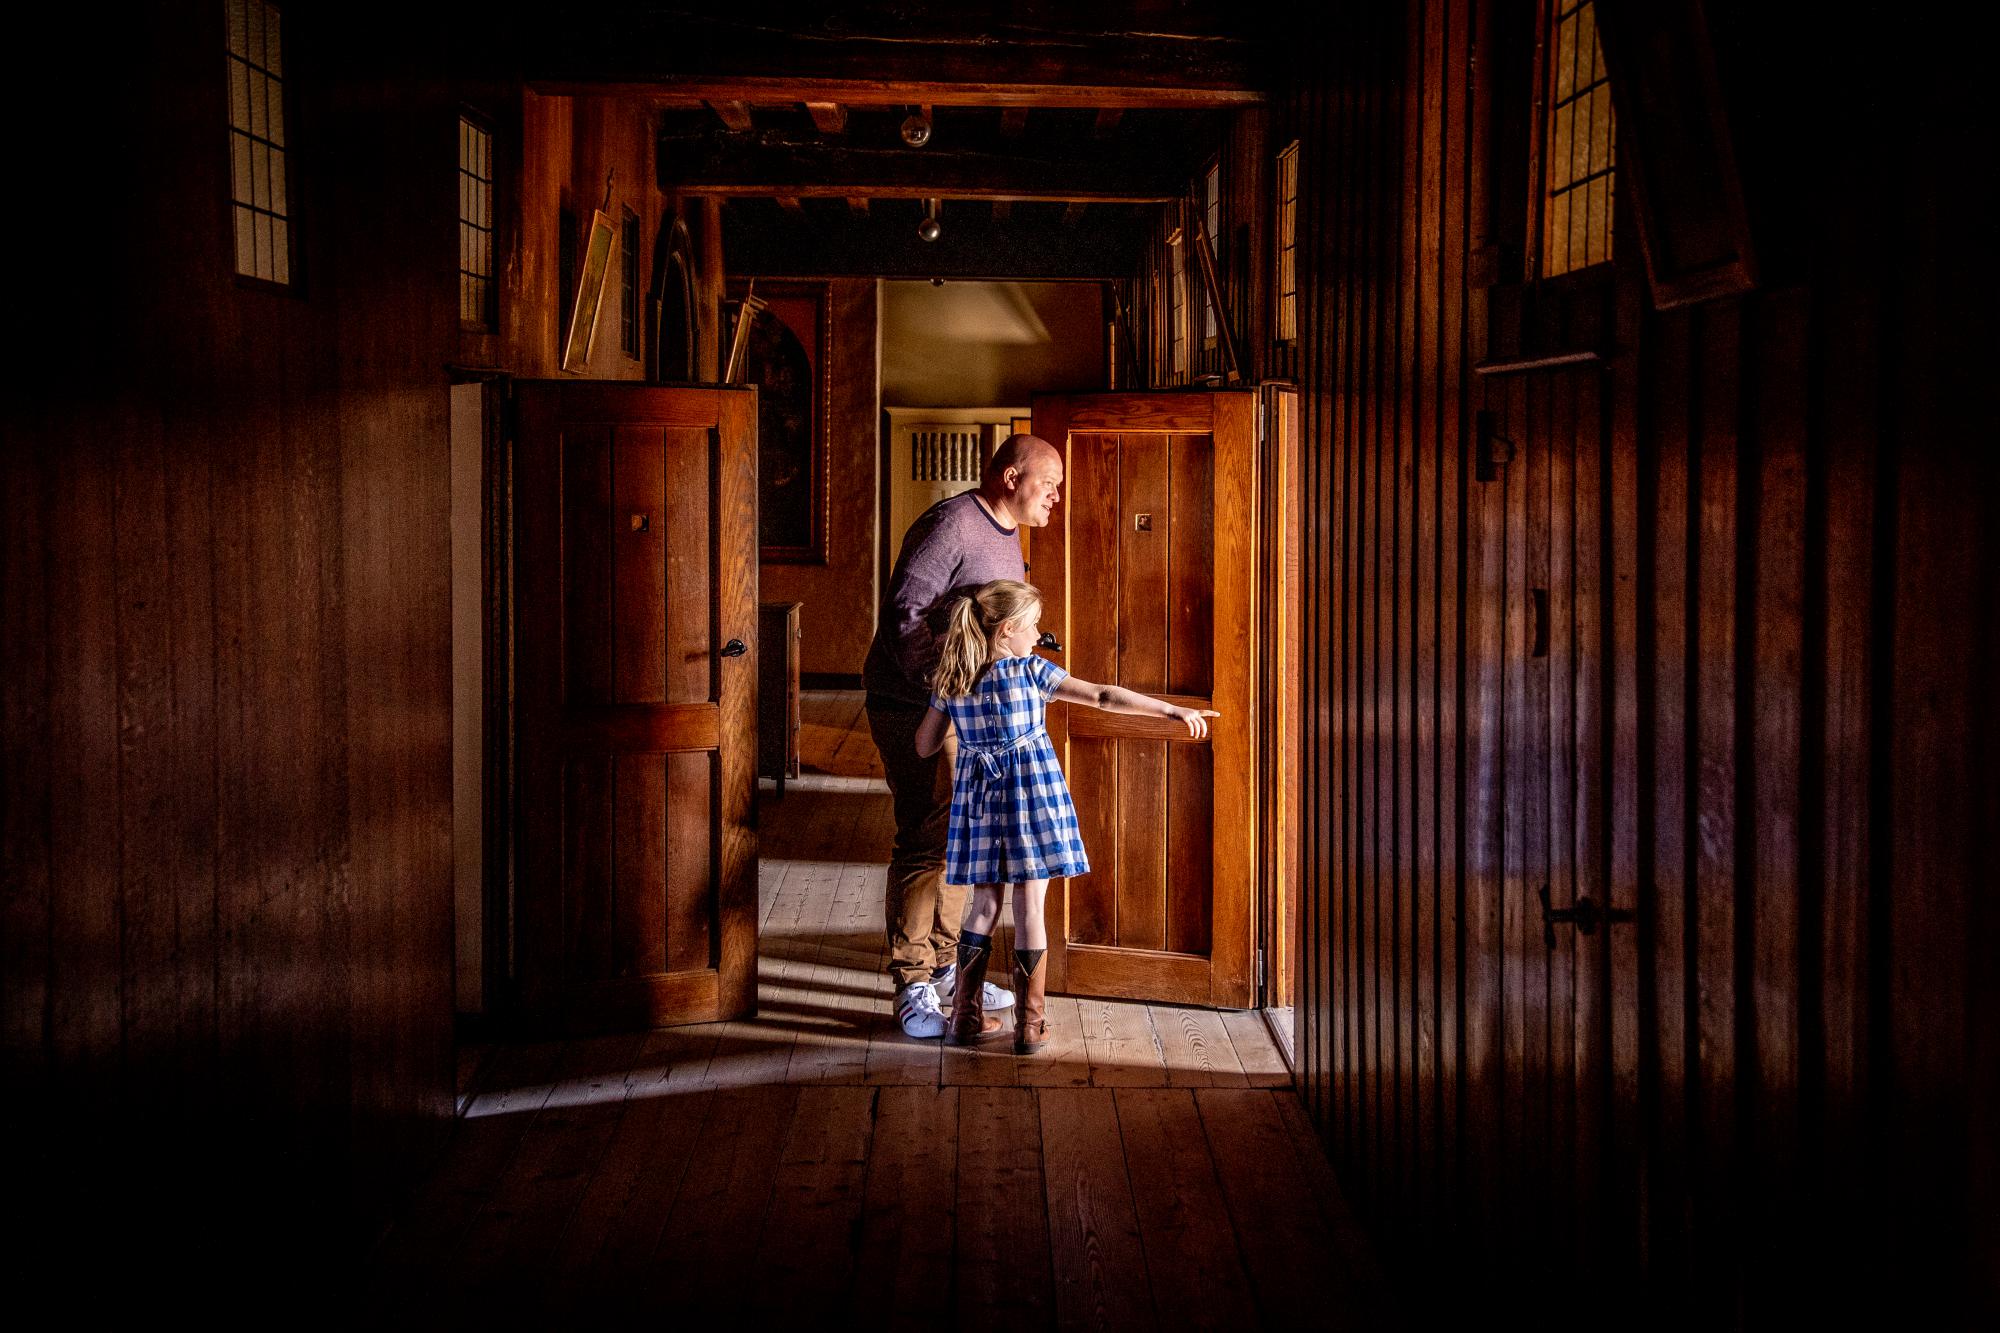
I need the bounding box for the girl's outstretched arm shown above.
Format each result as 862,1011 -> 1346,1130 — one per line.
1051,676 -> 1220,739
914,704 -> 952,758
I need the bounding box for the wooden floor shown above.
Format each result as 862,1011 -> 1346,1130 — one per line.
367,692 -> 1392,1328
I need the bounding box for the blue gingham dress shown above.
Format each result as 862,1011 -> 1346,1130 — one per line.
935,654 -> 1091,885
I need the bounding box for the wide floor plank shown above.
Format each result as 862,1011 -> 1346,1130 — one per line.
955,1087 -> 1055,1326
849,1085 -> 960,1325
1116,1088 -> 1259,1329
374,692 -> 1395,1325
1040,1086 -> 1154,1330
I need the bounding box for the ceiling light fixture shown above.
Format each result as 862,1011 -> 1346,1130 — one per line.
917,198 -> 941,242
900,110 -> 932,147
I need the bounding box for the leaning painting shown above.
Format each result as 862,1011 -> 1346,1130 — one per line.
726,280 -> 829,564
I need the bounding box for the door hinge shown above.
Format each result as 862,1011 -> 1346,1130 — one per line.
1256,946 -> 1266,990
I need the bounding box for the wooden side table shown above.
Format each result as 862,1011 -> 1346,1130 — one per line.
758,601 -> 802,797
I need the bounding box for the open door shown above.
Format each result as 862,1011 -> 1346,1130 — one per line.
513,382 -> 758,1034
1031,391 -> 1258,1008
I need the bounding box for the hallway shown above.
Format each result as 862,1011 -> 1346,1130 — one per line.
365,694 -> 1390,1325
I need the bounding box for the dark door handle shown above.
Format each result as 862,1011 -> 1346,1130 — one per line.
1036,631 -> 1064,652
720,638 -> 748,658
1538,885 -> 1634,948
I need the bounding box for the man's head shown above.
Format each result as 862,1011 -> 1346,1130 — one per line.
982,433 -> 1063,528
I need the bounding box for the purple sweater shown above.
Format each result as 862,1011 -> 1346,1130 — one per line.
863,491 -> 1027,707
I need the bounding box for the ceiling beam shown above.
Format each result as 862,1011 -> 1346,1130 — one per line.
722,205 -> 1144,279
805,101 -> 848,133
527,19 -> 1269,107
706,99 -> 753,131
659,133 -> 1186,201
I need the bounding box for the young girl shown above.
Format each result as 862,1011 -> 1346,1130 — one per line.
915,579 -> 1217,1051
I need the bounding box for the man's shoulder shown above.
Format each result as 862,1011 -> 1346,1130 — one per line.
902,492 -> 977,552
917,490 -> 977,528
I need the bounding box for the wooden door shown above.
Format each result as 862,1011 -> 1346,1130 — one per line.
1473,361 -> 1616,1283
513,382 -> 758,1033
1031,392 -> 1257,1008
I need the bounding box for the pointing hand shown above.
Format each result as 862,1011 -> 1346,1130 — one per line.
1176,708 -> 1222,739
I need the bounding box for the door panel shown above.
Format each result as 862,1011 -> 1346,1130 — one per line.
1479,360 -> 1611,1284
1032,391 -> 1256,1008
515,382 -> 757,1034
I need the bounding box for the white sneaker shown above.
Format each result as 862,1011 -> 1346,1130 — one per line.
895,982 -> 948,1039
932,964 -> 1015,1011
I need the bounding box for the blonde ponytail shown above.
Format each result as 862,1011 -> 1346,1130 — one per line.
928,578 -> 1044,698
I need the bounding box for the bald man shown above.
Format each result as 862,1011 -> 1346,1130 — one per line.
862,433 -> 1065,1038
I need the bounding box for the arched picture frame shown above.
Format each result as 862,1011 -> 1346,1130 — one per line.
725,279 -> 829,564
650,212 -> 698,382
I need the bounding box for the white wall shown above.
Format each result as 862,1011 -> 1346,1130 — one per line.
881,280 -> 1105,406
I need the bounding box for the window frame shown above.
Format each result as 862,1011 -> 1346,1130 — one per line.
1275,140 -> 1300,345
225,0 -> 300,295
458,109 -> 498,332
1526,0 -> 1616,282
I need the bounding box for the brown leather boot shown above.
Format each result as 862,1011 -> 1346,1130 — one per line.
1013,947 -> 1048,1054
947,931 -> 1003,1045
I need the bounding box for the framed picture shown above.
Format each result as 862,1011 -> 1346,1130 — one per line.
725,279 -> 830,564
561,207 -> 618,372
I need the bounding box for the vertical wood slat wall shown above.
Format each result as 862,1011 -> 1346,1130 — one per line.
3,5 -> 465,1253
3,4 -> 694,1275
1120,0 -> 1994,1318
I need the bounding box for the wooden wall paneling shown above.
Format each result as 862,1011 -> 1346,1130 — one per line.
1546,362 -> 1579,1273
1,405 -> 52,1104
1568,358 -> 1609,1285
334,51 -> 458,1216
1604,199 -> 1647,1297
1497,369 -> 1529,1264
1644,306 -> 1694,1306
45,408 -> 123,1109
1308,71 -> 1338,1136
1810,192 -> 1880,1301
1690,300 -> 1741,1315
1341,9 -> 1373,1204
1361,0 -> 1391,1220
1411,0 -> 1444,1239
112,399 -> 183,1116
515,92 -> 572,376
1390,0 -> 1421,1234
1745,287 -> 1808,1315
1441,0 -> 1477,1245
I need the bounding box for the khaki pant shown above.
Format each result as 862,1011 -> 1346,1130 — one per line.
866,698 -> 967,990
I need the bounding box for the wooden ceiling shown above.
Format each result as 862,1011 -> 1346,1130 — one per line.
517,3 -> 1277,278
